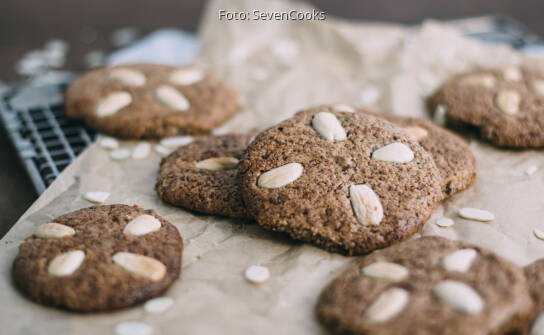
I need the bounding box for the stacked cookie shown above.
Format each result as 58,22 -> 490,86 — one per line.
156,105 -> 476,255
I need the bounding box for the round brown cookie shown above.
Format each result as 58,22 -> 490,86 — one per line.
238,106 -> 442,255
65,63 -> 239,139
317,236 -> 533,335
360,111 -> 476,199
155,132 -> 257,219
524,259 -> 544,333
428,67 -> 544,148
12,204 -> 183,312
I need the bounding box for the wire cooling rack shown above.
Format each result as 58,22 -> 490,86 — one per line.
0,84 -> 96,193
1,16 -> 543,195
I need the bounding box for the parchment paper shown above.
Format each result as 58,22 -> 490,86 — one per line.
2,0 -> 544,333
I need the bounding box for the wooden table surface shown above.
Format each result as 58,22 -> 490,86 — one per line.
0,0 -> 542,236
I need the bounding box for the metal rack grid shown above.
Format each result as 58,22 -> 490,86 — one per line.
1,16 -> 543,195
0,85 -> 96,194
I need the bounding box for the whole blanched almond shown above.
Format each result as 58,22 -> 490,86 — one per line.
365,288 -> 409,322
311,112 -> 347,142
501,67 -> 522,82
123,214 -> 161,236
362,261 -> 408,281
109,68 -> 146,86
257,163 -> 303,188
530,79 -> 544,96
34,222 -> 75,238
48,250 -> 85,276
495,90 -> 520,115
372,142 -> 414,163
350,184 -> 383,226
433,280 -> 483,314
458,74 -> 496,88
403,126 -> 428,141
195,157 -> 239,171
441,248 -> 477,273
155,85 -> 190,111
113,252 -> 166,281
96,91 -> 132,117
170,68 -> 204,85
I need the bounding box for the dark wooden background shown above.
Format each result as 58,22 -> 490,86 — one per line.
0,0 -> 542,236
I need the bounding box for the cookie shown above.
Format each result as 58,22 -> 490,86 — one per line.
65,64 -> 239,139
361,111 -> 476,199
12,204 -> 183,312
317,236 -> 533,335
524,259 -> 544,334
238,106 -> 442,255
156,132 -> 256,218
428,67 -> 544,148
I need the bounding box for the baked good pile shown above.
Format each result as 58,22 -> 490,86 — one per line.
11,63 -> 544,334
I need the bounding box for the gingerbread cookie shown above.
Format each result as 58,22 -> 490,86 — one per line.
361,111 -> 476,199
12,204 -> 183,312
317,236 -> 533,335
156,132 -> 256,218
238,106 -> 442,255
524,259 -> 544,334
428,67 -> 544,148
65,64 -> 239,138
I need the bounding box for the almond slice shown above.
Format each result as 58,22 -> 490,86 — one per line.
434,280 -> 483,314
372,142 -> 414,163
530,79 -> 544,96
170,68 -> 204,85
362,261 -> 408,281
123,214 -> 161,236
113,252 -> 166,281
458,207 -> 494,222
195,157 -> 239,171
435,217 -> 455,228
109,68 -> 146,86
459,74 -> 496,88
48,250 -> 85,276
501,67 -> 522,82
495,90 -> 520,115
96,91 -> 132,117
110,148 -> 131,161
99,137 -> 119,150
132,142 -> 151,160
350,184 -> 383,226
34,222 -> 75,238
144,297 -> 174,314
311,112 -> 347,142
159,136 -> 194,148
115,322 -> 153,335
365,288 -> 409,322
84,191 -> 110,204
332,104 -> 355,113
441,248 -> 477,273
257,163 -> 303,188
245,265 -> 270,284
403,126 -> 428,141
155,85 -> 190,111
